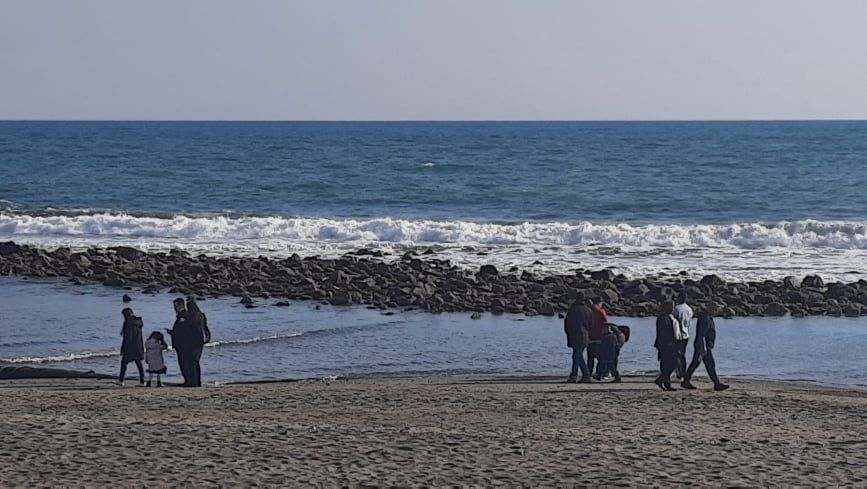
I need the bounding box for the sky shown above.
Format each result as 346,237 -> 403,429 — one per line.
1,0 -> 867,121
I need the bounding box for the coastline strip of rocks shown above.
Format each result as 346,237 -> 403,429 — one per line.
1,241 -> 865,318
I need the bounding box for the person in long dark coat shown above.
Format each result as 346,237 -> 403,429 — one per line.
166,298 -> 191,386
564,297 -> 594,383
185,297 -> 211,387
118,307 -> 145,386
654,301 -> 680,391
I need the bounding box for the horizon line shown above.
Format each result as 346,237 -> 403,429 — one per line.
2,118 -> 867,123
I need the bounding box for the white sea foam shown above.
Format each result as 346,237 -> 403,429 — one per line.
207,332 -> 302,347
0,350 -> 118,364
2,212 -> 867,281
2,212 -> 867,249
0,332 -> 304,364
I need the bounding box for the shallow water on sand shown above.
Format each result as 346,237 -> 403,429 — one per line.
1,278 -> 865,386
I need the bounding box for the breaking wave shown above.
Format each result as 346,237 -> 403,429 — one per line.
2,212 -> 867,251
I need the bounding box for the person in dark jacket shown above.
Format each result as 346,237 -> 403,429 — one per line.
564,297 -> 594,383
185,297 -> 211,387
681,305 -> 730,391
593,324 -> 628,383
654,301 -> 680,391
166,298 -> 191,386
118,307 -> 145,386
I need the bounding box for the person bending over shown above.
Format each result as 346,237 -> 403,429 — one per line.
593,324 -> 627,383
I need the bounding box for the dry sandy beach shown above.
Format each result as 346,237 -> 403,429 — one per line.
1,375 -> 866,486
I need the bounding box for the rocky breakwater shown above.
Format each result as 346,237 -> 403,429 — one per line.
1,241 -> 866,318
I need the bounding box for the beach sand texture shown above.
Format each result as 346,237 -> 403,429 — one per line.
1,376 -> 866,486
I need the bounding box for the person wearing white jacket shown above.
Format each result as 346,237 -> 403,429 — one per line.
145,331 -> 168,387
672,293 -> 693,379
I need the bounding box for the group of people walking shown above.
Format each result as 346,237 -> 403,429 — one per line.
565,293 -> 728,391
118,297 -> 211,387
654,294 -> 729,391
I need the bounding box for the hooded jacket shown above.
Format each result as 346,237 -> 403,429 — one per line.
120,316 -> 145,360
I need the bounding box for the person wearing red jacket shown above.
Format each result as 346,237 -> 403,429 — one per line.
587,298 -> 609,374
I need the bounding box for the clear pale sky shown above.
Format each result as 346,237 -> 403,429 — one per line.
2,0 -> 866,120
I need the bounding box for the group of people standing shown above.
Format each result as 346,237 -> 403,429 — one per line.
564,296 -> 630,383
118,297 -> 211,387
564,293 -> 729,391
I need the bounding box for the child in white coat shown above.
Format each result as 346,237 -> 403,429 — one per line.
145,331 -> 168,387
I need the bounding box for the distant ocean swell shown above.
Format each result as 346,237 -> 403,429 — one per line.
2,212 -> 867,251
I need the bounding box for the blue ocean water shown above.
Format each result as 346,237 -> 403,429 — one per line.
1,121 -> 866,222
2,121 -> 867,280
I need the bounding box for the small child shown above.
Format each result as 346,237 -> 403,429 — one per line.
593,324 -> 629,382
145,331 -> 168,387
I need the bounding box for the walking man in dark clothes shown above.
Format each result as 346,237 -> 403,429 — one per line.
681,305 -> 730,392
654,301 -> 680,391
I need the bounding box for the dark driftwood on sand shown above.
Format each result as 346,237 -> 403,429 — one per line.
1,241 -> 865,318
0,366 -> 116,380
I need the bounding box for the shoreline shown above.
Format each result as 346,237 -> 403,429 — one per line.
2,241 -> 866,318
2,375 -> 867,485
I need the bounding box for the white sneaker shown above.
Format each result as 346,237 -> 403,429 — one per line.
137,382 -> 146,387
115,380 -> 124,386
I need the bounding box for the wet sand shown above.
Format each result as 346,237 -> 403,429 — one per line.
1,375 -> 866,485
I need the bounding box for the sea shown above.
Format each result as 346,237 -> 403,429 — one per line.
1,121 -> 866,384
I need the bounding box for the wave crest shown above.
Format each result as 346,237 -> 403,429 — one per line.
1,212 -> 867,251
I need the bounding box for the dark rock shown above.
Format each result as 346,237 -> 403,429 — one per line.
765,302 -> 789,316
244,303 -> 257,309
240,295 -> 254,305
112,246 -> 143,261
477,265 -> 499,277
843,304 -> 862,317
537,302 -> 556,316
802,275 -> 825,288
589,269 -> 616,282
330,292 -> 352,306
275,301 -> 291,307
0,241 -> 23,256
782,276 -> 801,289
122,294 -> 132,303
102,278 -> 125,287
700,275 -> 726,289
470,312 -> 482,320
